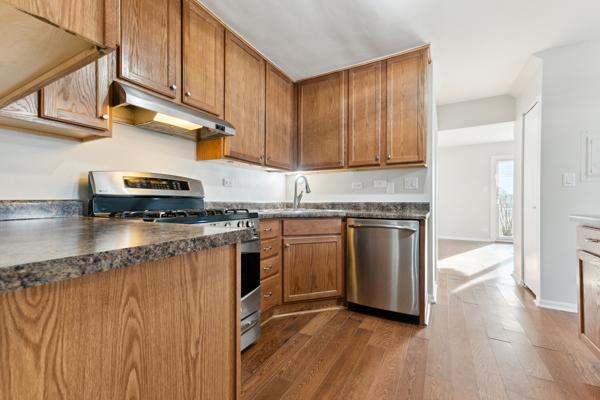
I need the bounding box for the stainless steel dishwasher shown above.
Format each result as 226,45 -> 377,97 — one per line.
346,218 -> 419,316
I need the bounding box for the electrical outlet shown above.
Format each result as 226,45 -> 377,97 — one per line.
404,177 -> 419,190
351,182 -> 363,190
373,180 -> 387,189
222,177 -> 233,187
386,182 -> 395,194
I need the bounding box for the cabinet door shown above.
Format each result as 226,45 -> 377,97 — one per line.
40,56 -> 110,130
265,64 -> 295,170
224,32 -> 265,164
580,251 -> 600,355
386,49 -> 427,165
348,62 -> 383,167
297,72 -> 346,170
119,0 -> 179,98
182,0 -> 224,117
283,235 -> 343,302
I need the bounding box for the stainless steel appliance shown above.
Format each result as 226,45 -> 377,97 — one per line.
346,218 -> 420,317
89,171 -> 261,351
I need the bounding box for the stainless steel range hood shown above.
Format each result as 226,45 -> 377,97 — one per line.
110,82 -> 235,141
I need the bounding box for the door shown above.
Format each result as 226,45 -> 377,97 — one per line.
182,0 -> 224,117
119,0 -> 179,98
493,157 -> 515,242
265,64 -> 295,170
297,71 -> 346,170
224,31 -> 265,164
40,56 -> 110,130
523,102 -> 541,296
348,61 -> 383,167
283,236 -> 343,302
385,49 -> 427,165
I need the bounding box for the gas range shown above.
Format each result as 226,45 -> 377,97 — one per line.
88,171 -> 262,351
88,171 -> 258,230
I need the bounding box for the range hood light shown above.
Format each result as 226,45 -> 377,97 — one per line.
152,113 -> 203,131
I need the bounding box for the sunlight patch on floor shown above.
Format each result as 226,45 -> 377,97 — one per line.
438,243 -> 514,277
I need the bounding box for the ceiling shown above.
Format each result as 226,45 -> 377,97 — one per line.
438,122 -> 514,147
199,0 -> 600,105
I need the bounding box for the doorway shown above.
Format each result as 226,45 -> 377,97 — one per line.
522,102 -> 541,297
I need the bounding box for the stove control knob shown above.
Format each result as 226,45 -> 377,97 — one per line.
246,220 -> 254,228
224,222 -> 231,227
237,221 -> 244,228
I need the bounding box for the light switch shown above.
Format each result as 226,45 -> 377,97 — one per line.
562,173 -> 576,187
373,180 -> 387,189
222,177 -> 233,187
351,182 -> 363,190
404,177 -> 419,190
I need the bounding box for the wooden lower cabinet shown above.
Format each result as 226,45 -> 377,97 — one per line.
0,246 -> 240,399
282,235 -> 343,302
577,224 -> 600,357
261,273 -> 282,312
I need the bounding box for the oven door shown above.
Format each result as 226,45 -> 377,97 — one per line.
241,238 -> 260,320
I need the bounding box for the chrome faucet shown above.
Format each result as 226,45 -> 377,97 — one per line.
293,175 -> 311,209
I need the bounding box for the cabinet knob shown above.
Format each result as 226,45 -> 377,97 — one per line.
267,156 -> 271,161
387,154 -> 392,160
263,266 -> 272,272
263,292 -> 273,298
375,155 -> 380,162
169,84 -> 177,91
263,246 -> 272,251
185,91 -> 192,97
100,114 -> 109,120
284,243 -> 290,248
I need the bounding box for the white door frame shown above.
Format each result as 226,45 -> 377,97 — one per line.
521,101 -> 542,297
490,155 -> 515,243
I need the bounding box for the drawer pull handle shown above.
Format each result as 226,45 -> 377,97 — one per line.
264,227 -> 273,232
263,246 -> 272,251
263,266 -> 272,272
586,238 -> 600,244
263,292 -> 273,298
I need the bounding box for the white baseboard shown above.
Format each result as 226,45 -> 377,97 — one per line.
438,235 -> 492,242
536,298 -> 578,313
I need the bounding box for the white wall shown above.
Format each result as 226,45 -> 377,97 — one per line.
0,124 -> 286,201
536,39 -> 600,309
512,57 -> 543,285
437,95 -> 516,131
437,141 -> 514,241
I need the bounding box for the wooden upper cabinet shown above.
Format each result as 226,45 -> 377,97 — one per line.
182,0 -> 224,117
0,0 -> 117,108
119,0 -> 180,98
348,62 -> 384,167
282,235 -> 343,302
265,64 -> 295,170
385,49 -> 428,165
40,57 -> 111,131
297,72 -> 347,170
224,32 -> 265,165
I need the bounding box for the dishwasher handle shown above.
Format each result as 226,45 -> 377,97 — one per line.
348,223 -> 417,233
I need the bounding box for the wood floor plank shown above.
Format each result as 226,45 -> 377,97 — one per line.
242,243 -> 600,400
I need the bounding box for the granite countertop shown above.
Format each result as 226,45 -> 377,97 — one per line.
571,214 -> 600,229
0,217 -> 252,294
254,206 -> 430,221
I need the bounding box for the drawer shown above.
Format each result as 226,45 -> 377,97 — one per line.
283,218 -> 342,236
261,237 -> 280,259
260,254 -> 281,280
578,226 -> 600,256
260,219 -> 280,240
261,273 -> 281,312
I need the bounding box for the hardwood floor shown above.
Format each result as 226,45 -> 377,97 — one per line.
242,260 -> 600,399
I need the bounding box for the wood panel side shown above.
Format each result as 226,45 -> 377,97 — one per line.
0,246 -> 239,399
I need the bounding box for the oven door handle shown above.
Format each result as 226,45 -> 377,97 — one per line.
241,316 -> 259,333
